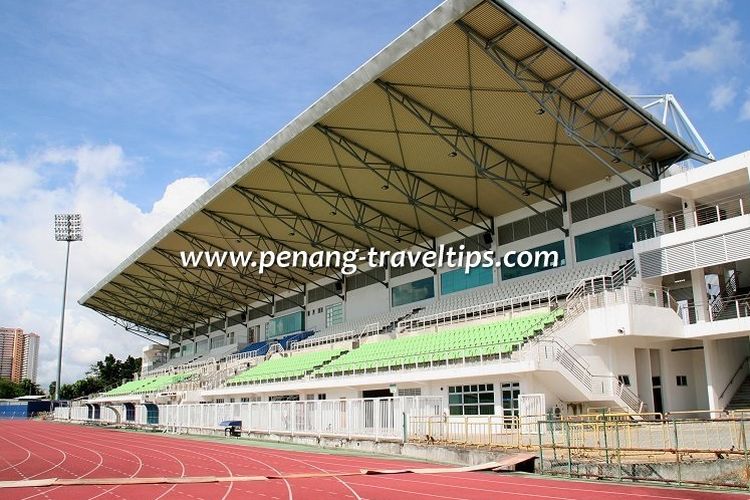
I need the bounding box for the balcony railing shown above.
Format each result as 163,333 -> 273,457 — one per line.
633,194 -> 750,242
678,293 -> 750,325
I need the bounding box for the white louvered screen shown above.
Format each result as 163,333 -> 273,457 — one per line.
638,228 -> 750,278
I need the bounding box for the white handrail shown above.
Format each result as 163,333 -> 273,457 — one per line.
290,322 -> 380,350
398,290 -> 551,332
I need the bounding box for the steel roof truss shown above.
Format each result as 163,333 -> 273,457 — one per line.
232,186 -> 387,287
87,306 -> 169,344
377,80 -> 568,236
457,18 -> 676,183
315,124 -> 493,238
268,157 -> 434,251
202,209 -> 346,298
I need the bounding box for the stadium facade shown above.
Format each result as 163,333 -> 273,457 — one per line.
60,0 -> 750,431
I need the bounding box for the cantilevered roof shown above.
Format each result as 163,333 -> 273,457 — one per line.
80,0 -> 703,340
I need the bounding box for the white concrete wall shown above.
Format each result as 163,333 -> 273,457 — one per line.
345,282 -> 390,319
306,296 -> 342,332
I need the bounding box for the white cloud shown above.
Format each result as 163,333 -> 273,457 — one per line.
38,143 -> 132,186
0,161 -> 40,199
203,148 -> 228,166
0,143 -> 209,389
664,21 -> 743,74
740,89 -> 750,122
506,0 -> 643,78
663,0 -> 728,30
709,80 -> 738,111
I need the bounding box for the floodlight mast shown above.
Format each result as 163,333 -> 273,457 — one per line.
54,214 -> 82,400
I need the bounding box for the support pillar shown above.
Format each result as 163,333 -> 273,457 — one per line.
703,339 -> 721,414
659,348 -> 674,412
683,198 -> 708,321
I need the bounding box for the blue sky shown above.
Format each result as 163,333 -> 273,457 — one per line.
0,0 -> 748,386
1,0 -> 749,209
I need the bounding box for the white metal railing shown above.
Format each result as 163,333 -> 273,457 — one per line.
710,272 -> 740,318
678,292 -> 750,325
316,339 -> 534,378
144,356 -> 217,377
290,322 -> 380,350
534,338 -> 642,413
55,396 -> 444,442
633,193 -> 750,242
398,291 -> 552,332
224,350 -> 261,363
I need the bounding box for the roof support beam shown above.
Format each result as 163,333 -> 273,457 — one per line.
267,157 -> 434,251
131,263 -> 248,319
150,248 -> 278,318
456,16 -> 688,183
175,229 -> 305,298
201,209 -> 344,296
232,186 -> 371,252
232,186 -> 388,287
88,295 -> 178,336
103,281 -> 207,327
161,229 -> 301,306
314,124 -> 493,239
87,306 -> 169,345
376,80 -> 568,236
131,261 -> 276,338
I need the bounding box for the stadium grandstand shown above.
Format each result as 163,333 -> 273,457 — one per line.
54,0 -> 750,471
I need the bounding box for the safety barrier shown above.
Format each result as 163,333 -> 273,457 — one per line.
54,396 -> 443,442
398,291 -> 551,332
408,412 -> 750,489
633,193 -> 750,242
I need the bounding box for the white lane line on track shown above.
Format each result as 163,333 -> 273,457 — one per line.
53,432 -> 145,500
76,429 -> 246,500
100,430 -> 293,500
7,431 -> 107,500
164,434 -> 744,500
0,433 -> 32,478
432,473 -> 734,500
331,480 -> 467,500
29,426 -> 196,500
0,433 -> 67,481
171,437 -> 360,500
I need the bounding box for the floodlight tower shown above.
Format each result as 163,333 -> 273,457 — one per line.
54,214 -> 83,400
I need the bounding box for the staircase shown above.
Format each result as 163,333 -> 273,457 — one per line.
711,272 -> 740,319
726,376 -> 750,411
519,259 -> 648,414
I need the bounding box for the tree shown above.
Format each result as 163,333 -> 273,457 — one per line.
0,378 -> 23,398
49,354 -> 142,400
18,378 -> 43,396
0,378 -> 42,398
89,354 -> 141,390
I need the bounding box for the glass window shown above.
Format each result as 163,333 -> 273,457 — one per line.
325,303 -> 344,328
501,382 -> 520,426
196,339 -> 208,353
574,216 -> 654,262
501,240 -> 566,280
209,335 -> 226,350
266,311 -> 304,338
391,277 -> 435,307
441,266 -> 494,295
447,384 -> 495,416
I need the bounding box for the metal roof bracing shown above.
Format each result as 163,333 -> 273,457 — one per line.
79,0 -> 705,341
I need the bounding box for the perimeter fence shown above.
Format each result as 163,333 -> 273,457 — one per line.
408,411 -> 750,489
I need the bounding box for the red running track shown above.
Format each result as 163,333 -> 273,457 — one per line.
0,420 -> 743,500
